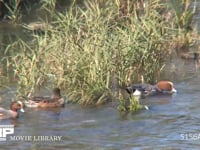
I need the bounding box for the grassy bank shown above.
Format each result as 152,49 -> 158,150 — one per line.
2,0 -> 196,111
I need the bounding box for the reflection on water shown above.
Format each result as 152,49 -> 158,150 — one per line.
0,58 -> 200,149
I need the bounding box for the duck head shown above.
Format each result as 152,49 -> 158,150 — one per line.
155,81 -> 177,93
10,101 -> 25,113
51,88 -> 62,99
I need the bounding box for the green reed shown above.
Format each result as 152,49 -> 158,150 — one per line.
169,0 -> 196,49
170,0 -> 195,31
5,0 -> 193,109
3,0 -> 22,24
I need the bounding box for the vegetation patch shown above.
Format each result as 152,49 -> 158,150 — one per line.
1,0 -> 197,111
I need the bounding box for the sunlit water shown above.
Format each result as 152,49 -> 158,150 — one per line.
0,58 -> 200,150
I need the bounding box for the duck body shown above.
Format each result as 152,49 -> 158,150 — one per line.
126,81 -> 177,97
0,101 -> 24,119
126,83 -> 156,97
155,81 -> 177,94
25,97 -> 65,108
24,88 -> 65,108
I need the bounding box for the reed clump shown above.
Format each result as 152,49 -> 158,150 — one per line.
169,0 -> 196,50
5,0 -> 194,109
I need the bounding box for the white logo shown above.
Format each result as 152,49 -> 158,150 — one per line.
0,125 -> 14,141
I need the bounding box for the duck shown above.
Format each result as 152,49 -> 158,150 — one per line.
126,81 -> 177,97
24,88 -> 65,108
0,101 -> 25,119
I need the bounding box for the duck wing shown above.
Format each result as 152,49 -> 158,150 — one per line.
28,96 -> 51,102
25,96 -> 52,107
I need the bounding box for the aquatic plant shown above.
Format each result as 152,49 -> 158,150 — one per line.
118,96 -> 143,112
170,0 -> 195,31
169,0 -> 196,49
3,0 -> 22,24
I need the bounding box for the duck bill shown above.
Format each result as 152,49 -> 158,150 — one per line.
20,108 -> 25,113
172,88 -> 177,93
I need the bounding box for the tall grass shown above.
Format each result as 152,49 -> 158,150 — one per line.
169,0 -> 196,49
3,0 -> 22,24
5,0 -> 193,110
170,0 -> 195,31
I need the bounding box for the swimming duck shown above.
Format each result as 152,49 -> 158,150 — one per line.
126,81 -> 177,97
0,101 -> 25,119
24,88 -> 65,108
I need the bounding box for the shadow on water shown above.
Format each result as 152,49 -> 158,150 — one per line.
0,57 -> 200,149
